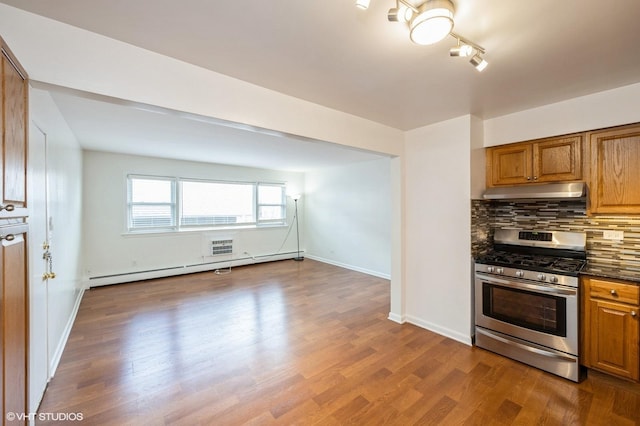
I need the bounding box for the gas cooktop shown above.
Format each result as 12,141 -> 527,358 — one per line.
475,251 -> 587,276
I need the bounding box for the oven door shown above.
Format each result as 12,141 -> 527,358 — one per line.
474,272 -> 578,356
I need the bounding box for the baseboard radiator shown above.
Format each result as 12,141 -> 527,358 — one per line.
85,251 -> 301,288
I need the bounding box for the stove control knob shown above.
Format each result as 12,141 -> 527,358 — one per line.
487,266 -> 495,273
515,270 -> 524,278
496,268 -> 504,274
549,276 -> 558,283
537,273 -> 546,281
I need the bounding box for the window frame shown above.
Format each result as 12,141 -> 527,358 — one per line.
126,175 -> 287,233
127,174 -> 178,232
256,182 -> 287,226
178,178 -> 257,228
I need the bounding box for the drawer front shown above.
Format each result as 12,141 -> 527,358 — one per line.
589,279 -> 639,305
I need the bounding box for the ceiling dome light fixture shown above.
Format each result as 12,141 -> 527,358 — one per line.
358,0 -> 489,72
409,0 -> 455,45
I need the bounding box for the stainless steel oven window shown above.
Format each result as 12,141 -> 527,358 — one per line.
482,283 -> 567,336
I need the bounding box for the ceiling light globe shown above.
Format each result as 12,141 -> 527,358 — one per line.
409,0 -> 455,45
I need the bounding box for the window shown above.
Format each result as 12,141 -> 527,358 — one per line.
257,183 -> 286,224
127,175 -> 286,232
180,180 -> 254,226
128,176 -> 177,231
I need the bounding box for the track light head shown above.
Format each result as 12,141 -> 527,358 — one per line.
356,0 -> 370,10
449,44 -> 473,57
388,4 -> 412,22
470,53 -> 488,71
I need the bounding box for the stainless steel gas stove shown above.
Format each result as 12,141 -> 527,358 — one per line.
474,229 -> 587,382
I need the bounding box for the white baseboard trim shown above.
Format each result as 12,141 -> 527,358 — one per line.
387,312 -> 405,323
49,285 -> 85,379
83,252 -> 299,288
305,254 -> 390,280
405,314 -> 472,346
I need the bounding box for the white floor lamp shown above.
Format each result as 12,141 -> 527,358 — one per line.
292,194 -> 304,261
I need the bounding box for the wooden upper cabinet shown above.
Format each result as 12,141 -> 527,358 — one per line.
487,134 -> 583,187
488,143 -> 533,186
588,123 -> 640,214
1,42 -> 28,213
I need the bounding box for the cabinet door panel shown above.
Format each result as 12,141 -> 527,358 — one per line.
1,233 -> 28,421
2,53 -> 27,206
590,125 -> 640,214
589,299 -> 639,381
534,136 -> 582,182
489,144 -> 533,186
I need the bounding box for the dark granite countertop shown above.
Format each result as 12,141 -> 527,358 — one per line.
580,264 -> 640,284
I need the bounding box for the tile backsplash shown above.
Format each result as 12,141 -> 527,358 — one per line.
471,199 -> 640,273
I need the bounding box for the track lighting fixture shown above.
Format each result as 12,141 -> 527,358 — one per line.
357,0 -> 489,71
450,33 -> 488,71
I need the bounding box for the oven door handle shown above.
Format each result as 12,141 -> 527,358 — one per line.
475,273 -> 577,296
476,328 -> 576,362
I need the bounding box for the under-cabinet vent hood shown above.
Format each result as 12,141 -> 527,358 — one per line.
483,182 -> 586,200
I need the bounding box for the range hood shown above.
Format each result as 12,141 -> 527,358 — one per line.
483,182 -> 586,200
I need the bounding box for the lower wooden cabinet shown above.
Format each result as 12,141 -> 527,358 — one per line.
581,276 -> 639,381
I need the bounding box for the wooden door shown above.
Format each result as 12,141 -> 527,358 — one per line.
589,124 -> 640,214
533,135 -> 583,183
488,143 -> 533,186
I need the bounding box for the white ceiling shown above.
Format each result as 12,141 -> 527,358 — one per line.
5,0 -> 640,171
39,86 -> 387,172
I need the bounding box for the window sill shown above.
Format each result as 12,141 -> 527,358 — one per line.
122,223 -> 288,237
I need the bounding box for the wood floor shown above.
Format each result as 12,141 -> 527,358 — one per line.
38,259 -> 639,425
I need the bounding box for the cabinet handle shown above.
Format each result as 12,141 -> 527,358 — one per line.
526,176 -> 531,181
0,204 -> 15,212
610,289 -> 617,296
632,311 -> 637,317
533,176 -> 538,180
0,234 -> 15,241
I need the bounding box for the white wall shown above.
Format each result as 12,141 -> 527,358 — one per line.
82,151 -> 305,285
28,88 -> 84,408
484,82 -> 640,147
403,115 -> 473,345
304,158 -> 392,278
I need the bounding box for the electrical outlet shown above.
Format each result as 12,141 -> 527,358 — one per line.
603,230 -> 624,241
